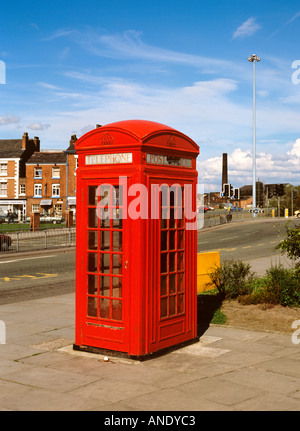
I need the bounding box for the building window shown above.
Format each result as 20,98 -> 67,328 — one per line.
54,204 -> 62,216
34,167 -> 42,178
34,183 -> 42,197
0,164 -> 7,175
52,184 -> 60,197
52,167 -> 60,178
0,182 -> 7,196
32,204 -> 40,213
19,184 -> 26,195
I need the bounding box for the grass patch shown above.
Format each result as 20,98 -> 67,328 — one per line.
211,308 -> 227,324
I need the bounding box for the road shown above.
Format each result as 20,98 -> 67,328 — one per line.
0,217 -> 298,304
198,217 -> 299,262
0,248 -> 75,304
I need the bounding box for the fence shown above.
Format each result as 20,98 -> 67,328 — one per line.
201,208 -> 277,229
0,227 -> 76,253
0,208 -> 278,254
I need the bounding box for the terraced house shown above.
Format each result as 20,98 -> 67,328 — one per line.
25,135 -> 77,220
0,132 -> 77,221
0,132 -> 40,220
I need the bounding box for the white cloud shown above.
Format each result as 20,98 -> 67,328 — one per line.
27,123 -> 51,130
232,17 -> 261,39
0,114 -> 20,126
197,139 -> 300,191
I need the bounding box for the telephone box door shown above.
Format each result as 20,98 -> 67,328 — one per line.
76,179 -> 130,353
148,180 -> 197,353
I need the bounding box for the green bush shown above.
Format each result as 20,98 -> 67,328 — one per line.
206,260 -> 300,307
206,260 -> 254,300
276,222 -> 300,265
240,265 -> 300,307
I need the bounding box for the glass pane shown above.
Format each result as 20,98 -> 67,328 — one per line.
88,186 -> 98,206
87,230 -> 98,250
160,297 -> 168,318
87,296 -> 97,317
87,253 -> 97,273
169,252 -> 175,272
169,273 -> 176,294
112,254 -> 122,274
177,252 -> 184,270
161,253 -> 167,273
87,274 -> 97,295
170,190 -> 175,206
99,253 -> 110,274
177,294 -> 184,314
169,296 -> 176,316
169,230 -> 175,250
112,231 -> 122,251
161,231 -> 168,251
99,185 -> 111,205
113,186 -> 123,207
177,272 -> 184,292
112,277 -> 122,298
99,275 -> 110,296
176,207 -> 183,226
111,300 -> 122,321
177,213 -> 184,228
100,231 -> 110,251
161,275 -> 167,296
161,208 -> 168,228
112,208 -> 123,228
177,230 -> 184,249
88,208 -> 97,228
100,298 -> 110,319
169,207 -> 175,228
99,207 -> 110,228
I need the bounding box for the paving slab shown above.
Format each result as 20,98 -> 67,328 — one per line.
0,293 -> 299,411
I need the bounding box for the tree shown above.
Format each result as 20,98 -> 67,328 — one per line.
276,222 -> 300,265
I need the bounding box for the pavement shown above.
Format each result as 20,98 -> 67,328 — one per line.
0,262 -> 299,412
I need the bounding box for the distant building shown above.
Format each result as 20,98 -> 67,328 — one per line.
0,133 -> 40,220
26,135 -> 77,219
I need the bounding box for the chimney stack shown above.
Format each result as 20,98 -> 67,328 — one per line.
222,153 -> 228,190
33,136 -> 40,152
22,132 -> 28,150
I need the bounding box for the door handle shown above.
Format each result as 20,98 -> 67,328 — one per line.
124,261 -> 128,269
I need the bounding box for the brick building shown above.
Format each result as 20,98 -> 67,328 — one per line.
26,135 -> 77,219
0,132 -> 40,220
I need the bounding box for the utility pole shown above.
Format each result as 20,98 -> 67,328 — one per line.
248,54 -> 261,213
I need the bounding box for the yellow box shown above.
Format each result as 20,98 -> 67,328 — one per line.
197,252 -> 221,293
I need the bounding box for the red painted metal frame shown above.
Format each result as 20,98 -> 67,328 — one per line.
74,120 -> 199,358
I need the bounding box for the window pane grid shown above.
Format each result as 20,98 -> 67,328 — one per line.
86,184 -> 123,322
160,186 -> 185,319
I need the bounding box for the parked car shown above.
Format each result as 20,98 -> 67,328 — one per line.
0,234 -> 12,251
26,214 -> 65,224
295,210 -> 300,218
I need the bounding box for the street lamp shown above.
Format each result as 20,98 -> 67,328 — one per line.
248,54 -> 261,211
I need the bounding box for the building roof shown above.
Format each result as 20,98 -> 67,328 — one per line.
0,139 -> 24,158
27,151 -> 67,164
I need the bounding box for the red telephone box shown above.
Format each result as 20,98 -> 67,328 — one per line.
74,120 -> 199,359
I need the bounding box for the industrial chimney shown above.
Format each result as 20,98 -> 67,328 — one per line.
222,153 -> 228,190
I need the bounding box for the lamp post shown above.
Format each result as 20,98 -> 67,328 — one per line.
248,54 -> 261,211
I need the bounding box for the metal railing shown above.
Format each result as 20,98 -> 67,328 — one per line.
201,208 -> 277,229
0,227 -> 76,253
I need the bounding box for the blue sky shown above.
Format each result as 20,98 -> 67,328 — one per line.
1,0 -> 300,191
